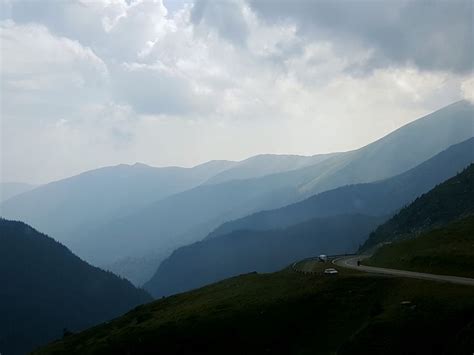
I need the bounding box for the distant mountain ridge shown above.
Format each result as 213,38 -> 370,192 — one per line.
203,153 -> 336,185
0,218 -> 151,355
207,138 -> 474,239
294,100 -> 474,196
0,182 -> 37,203
0,160 -> 236,244
0,153 -> 335,249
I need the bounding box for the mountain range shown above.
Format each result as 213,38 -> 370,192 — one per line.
1,100 -> 473,286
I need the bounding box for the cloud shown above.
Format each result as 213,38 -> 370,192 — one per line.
2,0 -> 170,61
112,62 -> 214,115
1,101 -> 138,184
461,75 -> 474,103
248,0 -> 474,74
1,20 -> 108,120
191,0 -> 249,45
1,0 -> 472,184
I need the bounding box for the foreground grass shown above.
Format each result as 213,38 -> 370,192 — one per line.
36,264 -> 474,354
365,216 -> 474,278
35,263 -> 474,355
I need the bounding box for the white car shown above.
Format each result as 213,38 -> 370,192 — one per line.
324,268 -> 339,275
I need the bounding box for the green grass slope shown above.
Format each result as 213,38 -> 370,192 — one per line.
36,264 -> 474,355
361,164 -> 474,251
364,216 -> 474,278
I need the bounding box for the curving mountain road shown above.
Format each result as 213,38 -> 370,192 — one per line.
333,256 -> 474,287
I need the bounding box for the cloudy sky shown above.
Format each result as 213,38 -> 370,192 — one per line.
1,0 -> 473,184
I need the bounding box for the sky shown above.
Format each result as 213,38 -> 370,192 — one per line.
1,0 -> 473,184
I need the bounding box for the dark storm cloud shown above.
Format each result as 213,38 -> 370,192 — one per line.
248,0 -> 473,73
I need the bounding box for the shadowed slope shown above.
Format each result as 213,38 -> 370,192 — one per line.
0,219 -> 151,355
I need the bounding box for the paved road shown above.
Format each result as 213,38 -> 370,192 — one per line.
333,255 -> 474,287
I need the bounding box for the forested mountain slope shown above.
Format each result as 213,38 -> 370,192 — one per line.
361,163 -> 474,250
0,219 -> 151,355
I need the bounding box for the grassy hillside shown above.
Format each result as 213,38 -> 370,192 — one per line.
364,216 -> 474,278
0,219 -> 151,355
362,163 -> 474,251
36,264 -> 474,355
